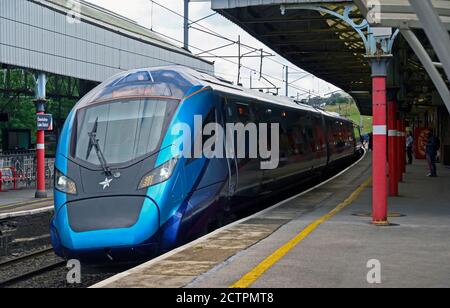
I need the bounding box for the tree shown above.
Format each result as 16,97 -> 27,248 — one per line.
0,69 -> 78,149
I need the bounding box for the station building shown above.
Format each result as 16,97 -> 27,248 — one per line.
0,0 -> 213,192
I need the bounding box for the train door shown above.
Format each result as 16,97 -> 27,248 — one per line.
223,99 -> 262,198
327,118 -> 337,162
222,98 -> 238,197
322,115 -> 332,165
312,113 -> 328,168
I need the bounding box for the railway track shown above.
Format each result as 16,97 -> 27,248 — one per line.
0,247 -> 66,288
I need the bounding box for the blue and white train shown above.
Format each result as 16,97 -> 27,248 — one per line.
51,66 -> 357,262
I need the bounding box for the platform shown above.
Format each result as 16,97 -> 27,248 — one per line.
188,158 -> 450,288
0,189 -> 53,217
92,153 -> 450,288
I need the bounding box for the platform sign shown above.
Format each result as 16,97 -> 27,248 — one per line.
37,114 -> 53,131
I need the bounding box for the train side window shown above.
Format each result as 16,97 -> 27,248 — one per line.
335,121 -> 345,148
304,114 -> 315,153
204,108 -> 217,151
223,100 -> 253,162
288,111 -> 312,157
235,103 -> 255,161
254,105 -> 274,151
185,108 -> 216,165
236,103 -> 253,124
286,110 -> 301,156
349,124 -> 355,143
224,101 -> 236,123
271,108 -> 290,159
313,115 -> 326,152
325,119 -> 334,152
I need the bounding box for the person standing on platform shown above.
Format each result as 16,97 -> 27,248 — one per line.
406,132 -> 414,165
426,131 -> 439,177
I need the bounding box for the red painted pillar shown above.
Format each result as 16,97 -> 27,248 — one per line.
34,73 -> 47,199
388,100 -> 398,196
372,76 -> 388,224
36,111 -> 46,197
401,121 -> 406,174
397,119 -> 403,182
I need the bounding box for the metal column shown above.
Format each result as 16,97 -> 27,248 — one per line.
285,66 -> 289,97
401,120 -> 406,174
370,59 -> 390,225
365,28 -> 397,225
388,99 -> 398,196
279,5 -> 399,225
183,0 -> 190,50
34,72 -> 47,199
397,119 -> 403,182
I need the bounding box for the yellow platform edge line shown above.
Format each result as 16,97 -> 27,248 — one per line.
230,176 -> 372,289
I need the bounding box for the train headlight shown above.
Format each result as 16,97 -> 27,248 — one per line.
55,169 -> 77,195
138,158 -> 178,190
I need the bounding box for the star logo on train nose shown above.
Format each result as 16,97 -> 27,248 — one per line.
99,178 -> 113,190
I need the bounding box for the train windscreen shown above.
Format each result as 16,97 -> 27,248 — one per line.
73,98 -> 178,166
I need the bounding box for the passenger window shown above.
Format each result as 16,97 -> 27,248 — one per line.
236,103 -> 252,124
255,105 -> 274,151
287,111 -> 311,157
236,103 -> 255,162
284,111 -> 298,157
304,114 -> 315,153
185,108 -> 216,165
313,116 -> 326,152
202,108 -> 217,145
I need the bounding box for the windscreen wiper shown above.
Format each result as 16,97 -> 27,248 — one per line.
86,117 -> 112,177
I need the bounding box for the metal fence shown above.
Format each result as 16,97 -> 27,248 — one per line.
0,151 -> 54,191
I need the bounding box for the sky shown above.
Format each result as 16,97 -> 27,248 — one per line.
85,0 -> 341,99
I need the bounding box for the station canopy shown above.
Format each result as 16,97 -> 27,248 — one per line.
211,0 -> 450,116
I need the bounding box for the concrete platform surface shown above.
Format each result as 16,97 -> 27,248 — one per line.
187,158 -> 450,288
0,189 -> 53,216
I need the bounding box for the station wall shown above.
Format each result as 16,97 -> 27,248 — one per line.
0,0 -> 213,82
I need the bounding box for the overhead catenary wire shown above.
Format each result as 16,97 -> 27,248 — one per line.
148,0 -> 326,96
151,28 -> 315,95
150,0 -> 309,79
152,31 -> 316,94
150,0 -> 308,75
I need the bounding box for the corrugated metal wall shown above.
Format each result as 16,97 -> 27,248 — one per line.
0,0 -> 213,82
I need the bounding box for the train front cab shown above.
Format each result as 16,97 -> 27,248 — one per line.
50,76 -> 225,262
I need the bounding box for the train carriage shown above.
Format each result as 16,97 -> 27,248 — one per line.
51,66 -> 357,262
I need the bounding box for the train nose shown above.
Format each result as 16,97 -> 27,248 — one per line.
54,196 -> 160,251
67,196 -> 146,232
